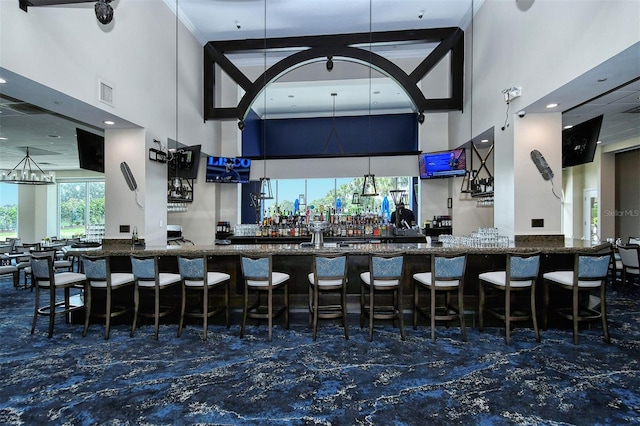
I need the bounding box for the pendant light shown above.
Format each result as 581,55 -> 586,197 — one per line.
258,0 -> 273,200
0,148 -> 56,185
360,0 -> 378,197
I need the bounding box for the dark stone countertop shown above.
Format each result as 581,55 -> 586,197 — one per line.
66,239 -> 611,258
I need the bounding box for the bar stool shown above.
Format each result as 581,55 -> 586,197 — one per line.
413,253 -> 466,342
30,249 -> 86,338
82,255 -> 135,339
360,254 -> 405,342
478,252 -> 541,344
543,252 -> 612,345
130,255 -> 182,340
240,254 -> 289,341
177,255 -> 230,339
308,254 -> 349,340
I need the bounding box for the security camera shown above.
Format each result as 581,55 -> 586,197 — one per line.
235,22 -> 241,29
418,12 -> 424,19
517,110 -> 526,118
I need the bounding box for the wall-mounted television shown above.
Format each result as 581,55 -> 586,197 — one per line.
418,148 -> 467,179
206,156 -> 251,183
168,144 -> 201,179
76,128 -> 104,173
562,115 -> 603,168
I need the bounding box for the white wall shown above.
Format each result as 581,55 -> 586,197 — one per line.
450,0 -> 640,237
0,0 -> 220,245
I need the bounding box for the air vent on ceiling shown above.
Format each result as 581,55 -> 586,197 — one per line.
99,80 -> 114,106
4,102 -> 49,114
623,106 -> 640,114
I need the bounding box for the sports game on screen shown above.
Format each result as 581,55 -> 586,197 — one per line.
206,156 -> 251,183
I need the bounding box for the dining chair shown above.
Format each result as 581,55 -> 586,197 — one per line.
130,255 -> 182,340
177,255 -> 230,340
240,254 -> 289,342
0,245 -> 19,288
82,255 -> 135,339
15,243 -> 41,289
543,252 -> 612,345
308,254 -> 349,340
360,254 -> 405,342
30,249 -> 87,338
627,237 -> 640,246
616,245 -> 639,286
413,253 -> 466,343
478,252 -> 541,344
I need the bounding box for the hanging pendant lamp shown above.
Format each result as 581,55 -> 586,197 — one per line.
258,0 -> 273,200
0,148 -> 56,185
360,0 -> 378,197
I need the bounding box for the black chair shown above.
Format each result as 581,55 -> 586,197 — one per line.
177,255 -> 230,339
413,253 -> 466,343
543,252 -> 612,344
240,255 -> 289,341
130,255 -> 182,340
478,252 -> 541,344
360,254 -> 405,342
30,249 -> 86,337
308,254 -> 349,340
82,255 -> 135,339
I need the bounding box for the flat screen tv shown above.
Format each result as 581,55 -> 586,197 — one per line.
169,145 -> 201,179
205,156 -> 251,183
76,128 -> 104,173
562,115 -> 603,168
418,148 -> 467,179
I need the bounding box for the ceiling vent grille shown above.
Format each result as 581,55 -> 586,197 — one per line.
99,80 -> 114,105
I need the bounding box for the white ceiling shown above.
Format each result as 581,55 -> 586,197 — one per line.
0,0 -> 638,173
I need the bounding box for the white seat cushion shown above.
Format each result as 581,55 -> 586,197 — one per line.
624,266 -> 639,274
0,265 -> 18,274
89,272 -> 135,288
543,271 -> 603,288
138,272 -> 182,288
412,272 -> 460,287
478,271 -> 534,288
37,272 -> 86,288
308,273 -> 344,287
247,271 -> 289,287
360,272 -> 400,287
184,271 -> 231,287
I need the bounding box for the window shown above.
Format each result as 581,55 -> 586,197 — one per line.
259,176 -> 413,222
0,184 -> 18,239
58,181 -> 105,239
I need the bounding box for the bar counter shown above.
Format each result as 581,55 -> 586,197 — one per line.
68,239 -> 611,314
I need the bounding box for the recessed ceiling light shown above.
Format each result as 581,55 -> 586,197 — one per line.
373,91 -> 380,95
48,134 -> 61,139
563,125 -> 573,129
480,139 -> 489,143
288,95 -> 295,98
103,120 -> 115,125
0,78 -> 6,84
545,103 -> 558,109
0,137 -> 7,141
596,140 -> 602,144
597,78 -> 607,82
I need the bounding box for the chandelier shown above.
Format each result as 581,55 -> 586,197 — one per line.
0,148 -> 56,185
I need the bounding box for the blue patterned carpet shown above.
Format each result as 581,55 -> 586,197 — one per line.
1,277 -> 639,425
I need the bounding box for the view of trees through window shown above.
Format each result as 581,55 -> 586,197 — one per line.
262,176 -> 412,222
58,181 -> 105,239
0,185 -> 17,239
